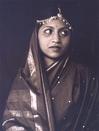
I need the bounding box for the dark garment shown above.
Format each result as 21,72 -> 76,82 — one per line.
1,59 -> 99,131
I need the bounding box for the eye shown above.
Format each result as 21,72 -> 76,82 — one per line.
43,29 -> 53,36
59,29 -> 70,37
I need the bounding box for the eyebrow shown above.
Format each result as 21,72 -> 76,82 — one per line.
42,26 -> 53,29
42,26 -> 67,30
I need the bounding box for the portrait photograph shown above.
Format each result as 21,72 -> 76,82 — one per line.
0,0 -> 99,131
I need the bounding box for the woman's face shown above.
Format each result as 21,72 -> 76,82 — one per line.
38,19 -> 71,65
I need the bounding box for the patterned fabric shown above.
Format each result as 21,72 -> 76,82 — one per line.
2,27 -> 99,131
2,59 -> 99,131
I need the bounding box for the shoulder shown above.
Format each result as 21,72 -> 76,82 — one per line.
69,59 -> 97,80
8,69 -> 29,94
69,60 -> 88,75
6,69 -> 30,103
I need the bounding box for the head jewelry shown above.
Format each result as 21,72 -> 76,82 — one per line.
36,8 -> 72,30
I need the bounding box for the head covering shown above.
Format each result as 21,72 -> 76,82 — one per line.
23,1 -> 81,77
23,1 -> 76,80
21,2 -> 79,130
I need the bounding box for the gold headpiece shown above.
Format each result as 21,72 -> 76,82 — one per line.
37,8 -> 72,30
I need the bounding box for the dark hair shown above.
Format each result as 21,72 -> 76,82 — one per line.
34,2 -> 81,33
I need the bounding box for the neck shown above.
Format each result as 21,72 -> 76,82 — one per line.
44,57 -> 57,67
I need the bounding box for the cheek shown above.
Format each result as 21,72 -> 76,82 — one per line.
38,35 -> 50,47
38,35 -> 44,47
62,36 -> 71,47
38,37 -> 49,52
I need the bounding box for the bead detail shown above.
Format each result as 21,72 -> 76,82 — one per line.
19,75 -> 22,79
68,101 -> 71,103
34,114 -> 39,118
52,97 -> 55,100
57,76 -> 60,79
92,77 -> 95,80
58,81 -> 60,84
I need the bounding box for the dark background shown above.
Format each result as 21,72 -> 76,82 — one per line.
0,0 -> 98,128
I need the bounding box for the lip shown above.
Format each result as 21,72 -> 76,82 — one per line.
49,45 -> 62,49
49,46 -> 62,52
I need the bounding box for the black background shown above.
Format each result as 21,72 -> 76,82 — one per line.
0,0 -> 98,127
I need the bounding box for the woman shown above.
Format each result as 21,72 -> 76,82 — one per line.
2,5 -> 99,131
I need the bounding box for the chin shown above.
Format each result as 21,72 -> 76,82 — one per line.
50,52 -> 65,58
47,54 -> 62,60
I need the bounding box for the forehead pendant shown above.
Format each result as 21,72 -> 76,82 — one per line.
36,8 -> 72,30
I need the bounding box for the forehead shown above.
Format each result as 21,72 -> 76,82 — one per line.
39,19 -> 66,30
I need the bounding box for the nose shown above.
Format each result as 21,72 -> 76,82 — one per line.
52,32 -> 60,43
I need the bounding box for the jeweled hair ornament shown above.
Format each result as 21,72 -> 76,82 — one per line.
36,8 -> 72,30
